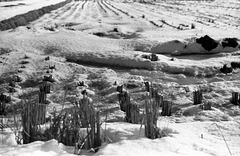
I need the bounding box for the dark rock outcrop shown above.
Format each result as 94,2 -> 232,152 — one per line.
220,64 -> 233,74
196,35 -> 218,51
221,38 -> 239,48
231,62 -> 240,69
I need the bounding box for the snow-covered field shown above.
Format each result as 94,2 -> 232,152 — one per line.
0,0 -> 240,155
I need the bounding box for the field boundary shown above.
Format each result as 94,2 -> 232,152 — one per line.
0,0 -> 72,31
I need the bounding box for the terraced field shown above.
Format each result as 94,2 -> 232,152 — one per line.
26,0 -> 240,41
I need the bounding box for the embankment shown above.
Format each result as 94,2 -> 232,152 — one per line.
0,0 -> 72,31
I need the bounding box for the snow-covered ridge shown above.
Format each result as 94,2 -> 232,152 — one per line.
0,0 -> 68,21
0,0 -> 71,31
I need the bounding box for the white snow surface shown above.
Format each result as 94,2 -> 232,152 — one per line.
1,120 -> 240,156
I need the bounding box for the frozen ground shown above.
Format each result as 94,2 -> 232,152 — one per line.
0,0 -> 240,155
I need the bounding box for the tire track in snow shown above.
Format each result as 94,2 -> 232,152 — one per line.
102,0 -> 119,16
109,2 -> 164,28
48,2 -> 74,19
35,1 -> 76,24
56,2 -> 81,21
153,1 -> 239,29
88,1 -> 101,20
123,2 -> 182,28
72,0 -> 86,20
31,2 -> 74,26
96,0 -> 108,18
116,2 -> 193,29
106,1 -> 164,29
100,0 -> 119,18
78,1 -> 92,21
70,1 -> 84,20
104,1 -> 130,18
53,2 -> 76,19
81,0 -> 87,9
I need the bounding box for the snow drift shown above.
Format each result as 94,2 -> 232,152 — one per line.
151,35 -> 240,55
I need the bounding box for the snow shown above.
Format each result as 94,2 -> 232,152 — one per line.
1,120 -> 240,156
0,139 -> 75,156
0,0 -> 240,155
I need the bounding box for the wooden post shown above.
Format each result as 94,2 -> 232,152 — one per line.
231,92 -> 239,105
131,104 -> 140,124
204,102 -> 211,110
193,90 -> 202,105
155,91 -> 163,107
150,87 -> 155,98
239,94 -> 240,105
161,101 -> 172,116
0,102 -> 6,116
144,81 -> 150,92
144,94 -> 159,139
94,111 -> 101,150
145,98 -> 151,138
118,91 -> 129,112
125,100 -> 131,123
125,93 -> 132,123
39,91 -> 47,104
38,83 -> 48,124
0,93 -> 11,116
22,102 -> 38,144
39,82 -> 51,94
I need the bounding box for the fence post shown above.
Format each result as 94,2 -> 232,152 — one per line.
204,102 -> 212,110
0,93 -> 11,116
154,91 -> 163,107
144,94 -> 159,139
144,81 -> 150,92
125,99 -> 131,123
193,90 -> 202,105
38,83 -> 48,124
0,102 -> 6,116
231,92 -> 239,105
161,100 -> 172,116
94,111 -> 101,150
118,91 -> 129,112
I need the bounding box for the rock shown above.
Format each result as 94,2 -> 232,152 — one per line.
220,64 -> 233,74
45,56 -> 50,61
221,38 -> 239,48
196,35 -> 218,51
151,53 -> 158,61
49,64 -> 56,70
231,62 -> 240,69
